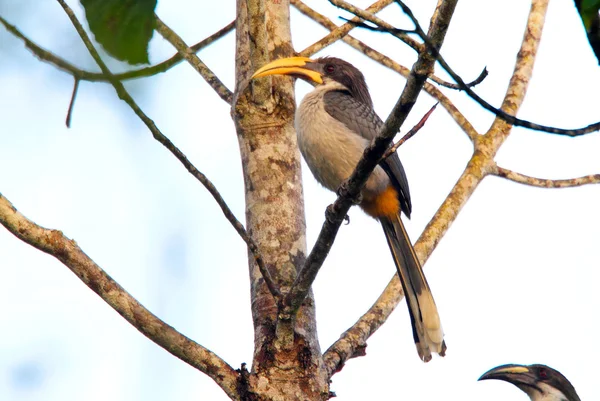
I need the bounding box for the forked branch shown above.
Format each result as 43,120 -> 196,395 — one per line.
154,16 -> 233,103
0,193 -> 240,400
331,0 -> 600,136
0,15 -> 234,86
494,166 -> 600,188
299,0 -> 410,56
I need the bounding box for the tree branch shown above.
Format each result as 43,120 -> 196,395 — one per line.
0,14 -> 234,84
281,0 -> 458,318
323,0 -> 551,376
431,66 -> 488,89
65,77 -> 80,127
299,0 -> 410,57
0,193 -> 241,400
493,166 -> 600,188
318,0 -> 423,55
342,12 -> 490,91
54,0 -> 280,300
338,0 -> 600,136
382,103 -> 437,160
154,15 -> 233,104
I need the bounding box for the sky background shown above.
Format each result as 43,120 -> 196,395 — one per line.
1,0 -> 599,400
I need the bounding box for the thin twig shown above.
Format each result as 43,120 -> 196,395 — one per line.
299,0 -> 418,56
336,0 -> 600,136
494,166 -> 600,188
0,193 -> 241,400
65,77 -> 79,128
54,0 -> 279,299
382,103 -> 437,160
438,66 -> 488,89
425,65 -> 487,89
292,0 -> 478,142
327,0 -> 420,52
0,15 -> 234,84
282,0 -> 458,318
392,0 -> 597,135
295,0 -> 486,90
154,15 -> 233,103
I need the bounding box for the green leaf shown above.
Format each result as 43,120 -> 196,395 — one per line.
80,0 -> 157,65
575,0 -> 600,63
579,0 -> 600,30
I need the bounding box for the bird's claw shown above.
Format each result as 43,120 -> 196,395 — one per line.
325,205 -> 350,225
337,182 -> 362,205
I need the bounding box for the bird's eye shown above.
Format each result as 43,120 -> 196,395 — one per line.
325,64 -> 335,73
539,367 -> 548,380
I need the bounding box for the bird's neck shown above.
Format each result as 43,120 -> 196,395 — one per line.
316,80 -> 350,95
528,383 -> 570,401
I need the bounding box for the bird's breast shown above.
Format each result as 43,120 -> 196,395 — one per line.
295,88 -> 389,197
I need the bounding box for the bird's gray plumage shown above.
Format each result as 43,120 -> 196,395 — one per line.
295,83 -> 391,198
323,90 -> 412,216
297,58 -> 443,360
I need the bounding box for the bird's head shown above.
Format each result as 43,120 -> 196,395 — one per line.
251,56 -> 373,107
478,364 -> 580,401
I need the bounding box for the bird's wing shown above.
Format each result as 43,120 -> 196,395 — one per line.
323,90 -> 412,216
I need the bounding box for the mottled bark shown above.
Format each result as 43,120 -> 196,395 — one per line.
232,0 -> 328,399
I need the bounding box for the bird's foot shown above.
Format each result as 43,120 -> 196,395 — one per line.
337,182 -> 362,205
325,204 -> 349,225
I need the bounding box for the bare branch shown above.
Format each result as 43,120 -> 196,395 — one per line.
154,16 -> 233,104
493,166 -> 600,188
55,0 -> 280,299
325,0 -> 423,54
65,77 -> 80,128
292,0 -> 478,142
0,15 -> 234,84
338,0 -> 600,136
0,193 -> 241,400
437,66 -> 488,89
282,0 -> 458,318
382,102 -> 437,160
298,0 -> 418,57
297,0 -> 487,90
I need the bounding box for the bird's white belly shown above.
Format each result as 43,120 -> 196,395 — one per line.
295,89 -> 389,196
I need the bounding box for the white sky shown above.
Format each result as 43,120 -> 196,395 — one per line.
0,0 -> 599,400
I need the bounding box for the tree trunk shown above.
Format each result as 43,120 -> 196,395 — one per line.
232,0 -> 328,399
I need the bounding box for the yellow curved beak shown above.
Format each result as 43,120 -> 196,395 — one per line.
488,366 -> 530,375
478,364 -> 531,382
251,56 -> 323,84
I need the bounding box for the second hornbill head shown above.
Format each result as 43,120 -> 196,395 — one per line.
251,56 -> 374,107
479,363 -> 581,401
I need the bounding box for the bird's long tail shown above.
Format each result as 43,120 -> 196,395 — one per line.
381,214 -> 445,362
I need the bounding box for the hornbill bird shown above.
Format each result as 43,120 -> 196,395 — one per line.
479,363 -> 581,401
251,56 -> 444,361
